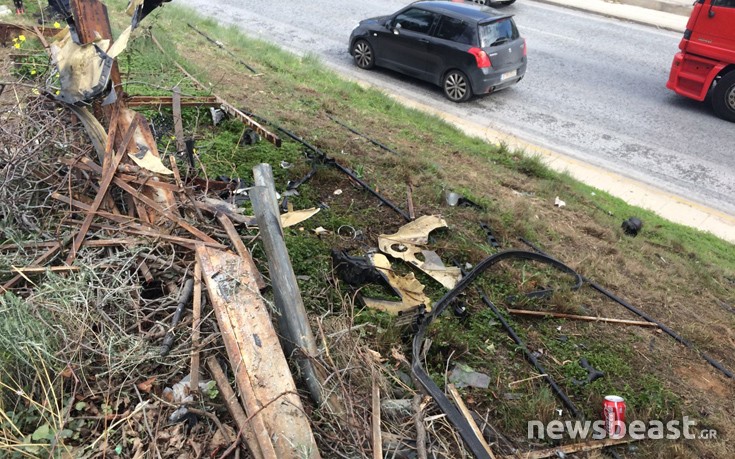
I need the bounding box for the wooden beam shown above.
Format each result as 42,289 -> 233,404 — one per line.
11,266 -> 81,273
190,261 -> 202,392
112,176 -> 219,246
217,214 -> 265,290
196,246 -> 321,459
172,86 -> 187,154
508,438 -> 635,459
124,95 -> 220,108
447,384 -> 497,459
371,372 -> 383,459
506,309 -> 658,327
206,357 -> 265,459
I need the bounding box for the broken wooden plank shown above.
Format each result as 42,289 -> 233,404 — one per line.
372,372 -> 383,459
172,86 -> 187,154
508,438 -> 635,459
124,95 -> 220,108
115,109 -> 178,220
66,113 -> 137,264
52,193 -> 227,250
206,357 -> 265,459
1,234 -> 74,292
10,266 -> 81,274
217,214 -> 265,290
190,262 -> 202,392
196,246 -> 320,459
506,309 -> 658,327
447,384 -> 497,459
413,395 -> 428,459
112,176 -> 219,246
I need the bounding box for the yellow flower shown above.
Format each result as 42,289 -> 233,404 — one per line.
30,69 -> 37,75
13,43 -> 20,49
19,35 -> 26,42
54,22 -> 61,29
12,37 -> 17,43
32,89 -> 40,95
55,90 -> 60,95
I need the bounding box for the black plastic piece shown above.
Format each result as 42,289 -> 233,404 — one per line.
572,358 -> 605,386
331,249 -> 386,287
621,217 -> 643,236
480,223 -> 500,248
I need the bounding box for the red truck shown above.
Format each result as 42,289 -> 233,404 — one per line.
666,0 -> 735,122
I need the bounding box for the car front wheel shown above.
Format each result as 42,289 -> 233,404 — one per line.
712,71 -> 735,123
352,39 -> 375,70
443,70 -> 472,102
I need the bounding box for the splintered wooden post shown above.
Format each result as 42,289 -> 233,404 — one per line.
69,0 -> 121,89
196,246 -> 321,459
371,371 -> 383,459
172,86 -> 186,154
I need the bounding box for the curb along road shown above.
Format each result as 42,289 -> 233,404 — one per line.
532,0 -> 690,32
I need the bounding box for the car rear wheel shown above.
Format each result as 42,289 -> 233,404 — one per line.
712,71 -> 735,123
352,39 -> 375,70
443,70 -> 472,102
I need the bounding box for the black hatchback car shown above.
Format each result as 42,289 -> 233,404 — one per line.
349,1 -> 526,102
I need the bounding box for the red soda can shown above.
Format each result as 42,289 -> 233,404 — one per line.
603,395 -> 626,439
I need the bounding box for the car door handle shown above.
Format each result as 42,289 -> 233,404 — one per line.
419,38 -> 430,43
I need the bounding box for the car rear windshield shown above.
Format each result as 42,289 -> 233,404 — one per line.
479,18 -> 519,48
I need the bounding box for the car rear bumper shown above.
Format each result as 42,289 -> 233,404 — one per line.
470,60 -> 527,94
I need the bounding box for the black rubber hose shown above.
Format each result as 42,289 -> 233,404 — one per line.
242,111 -> 412,221
520,238 -> 734,380
327,115 -> 401,155
411,249 -> 583,459
476,289 -> 583,419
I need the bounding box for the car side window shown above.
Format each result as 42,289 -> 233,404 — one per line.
713,0 -> 735,7
393,8 -> 438,34
435,16 -> 476,45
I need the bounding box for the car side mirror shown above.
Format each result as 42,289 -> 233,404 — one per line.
393,22 -> 402,35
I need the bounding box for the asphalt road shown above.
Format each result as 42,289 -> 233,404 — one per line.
177,0 -> 735,216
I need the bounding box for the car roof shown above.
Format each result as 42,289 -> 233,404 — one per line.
409,1 -> 511,24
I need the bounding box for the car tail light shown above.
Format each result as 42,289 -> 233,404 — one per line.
468,47 -> 491,69
522,38 -> 527,57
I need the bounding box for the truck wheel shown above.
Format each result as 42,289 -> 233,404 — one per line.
712,71 -> 735,122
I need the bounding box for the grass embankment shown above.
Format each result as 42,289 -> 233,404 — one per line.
1,1 -> 733,458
